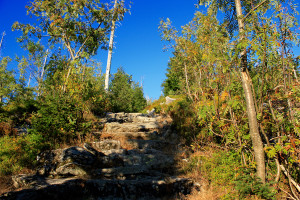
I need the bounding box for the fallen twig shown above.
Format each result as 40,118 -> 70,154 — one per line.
280,165 -> 300,199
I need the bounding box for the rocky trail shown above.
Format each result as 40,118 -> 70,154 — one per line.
0,113 -> 194,200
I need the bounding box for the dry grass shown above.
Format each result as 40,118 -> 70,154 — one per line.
99,132 -> 135,150
183,183 -> 222,200
0,168 -> 35,195
0,175 -> 13,195
175,147 -> 233,200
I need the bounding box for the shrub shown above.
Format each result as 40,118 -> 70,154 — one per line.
167,97 -> 200,144
31,91 -> 91,143
0,134 -> 47,175
109,68 -> 147,113
182,149 -> 277,199
234,167 -> 276,199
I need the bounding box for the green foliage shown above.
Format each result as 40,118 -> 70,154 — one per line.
0,56 -> 38,129
162,63 -> 182,96
183,150 -> 240,198
5,86 -> 37,126
204,151 -> 240,187
168,97 -> 200,143
183,149 -> 276,199
0,57 -> 16,105
132,84 -> 147,112
13,0 -> 127,59
161,1 -> 299,197
109,68 -> 146,113
0,134 -> 47,175
31,91 -> 90,143
234,167 -> 276,199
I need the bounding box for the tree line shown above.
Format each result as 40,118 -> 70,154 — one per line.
160,0 -> 299,198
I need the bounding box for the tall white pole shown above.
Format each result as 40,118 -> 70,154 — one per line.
105,0 -> 118,91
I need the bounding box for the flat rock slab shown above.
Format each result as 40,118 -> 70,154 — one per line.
104,122 -> 159,133
1,178 -> 193,200
127,139 -> 176,152
121,150 -> 174,169
100,131 -> 159,140
106,113 -> 157,123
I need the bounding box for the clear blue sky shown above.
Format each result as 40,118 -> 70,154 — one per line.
0,1 -> 299,100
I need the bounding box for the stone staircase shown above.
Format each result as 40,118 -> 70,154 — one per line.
0,113 -> 193,200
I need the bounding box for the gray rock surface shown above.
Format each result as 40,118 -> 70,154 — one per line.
2,112 -> 193,200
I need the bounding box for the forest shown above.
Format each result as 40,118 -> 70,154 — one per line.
0,0 -> 300,199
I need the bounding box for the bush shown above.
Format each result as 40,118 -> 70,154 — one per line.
234,167 -> 276,199
109,68 -> 146,113
31,91 -> 91,143
0,134 -> 47,175
182,149 -> 276,199
167,97 -> 200,144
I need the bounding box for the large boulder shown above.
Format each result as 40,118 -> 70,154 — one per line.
37,147 -> 100,177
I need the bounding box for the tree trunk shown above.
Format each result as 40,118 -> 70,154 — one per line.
105,0 -> 118,91
0,32 -> 5,51
235,0 -> 266,183
38,49 -> 48,96
184,63 -> 193,101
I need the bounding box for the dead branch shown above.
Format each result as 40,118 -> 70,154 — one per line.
280,165 -> 300,194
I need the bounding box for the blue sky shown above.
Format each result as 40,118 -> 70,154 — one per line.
0,0 -> 200,100
0,1 -> 299,100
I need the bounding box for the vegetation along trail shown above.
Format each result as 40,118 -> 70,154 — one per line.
0,0 -> 300,199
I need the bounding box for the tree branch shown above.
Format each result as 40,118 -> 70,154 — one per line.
75,36 -> 90,59
242,0 -> 268,22
280,165 -> 300,194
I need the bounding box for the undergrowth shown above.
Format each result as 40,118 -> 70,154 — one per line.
180,148 -> 277,200
0,134 -> 49,175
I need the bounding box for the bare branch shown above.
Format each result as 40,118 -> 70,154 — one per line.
75,36 -> 90,59
280,165 -> 300,194
242,0 -> 268,22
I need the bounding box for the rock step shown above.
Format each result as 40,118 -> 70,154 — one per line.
35,145 -> 175,178
104,122 -> 159,133
94,166 -> 164,180
121,150 -> 174,168
2,177 -> 193,200
99,131 -> 160,140
2,113 -> 193,199
106,112 -> 157,123
127,139 -> 176,152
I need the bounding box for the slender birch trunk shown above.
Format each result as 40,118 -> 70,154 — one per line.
38,49 -> 49,96
0,32 -> 5,51
184,63 -> 193,101
105,0 -> 118,91
235,0 -> 266,183
28,73 -> 32,87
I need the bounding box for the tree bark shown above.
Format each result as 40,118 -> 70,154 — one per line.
235,0 -> 266,183
38,49 -> 49,96
184,63 -> 193,101
0,32 -> 5,51
105,0 -> 118,91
